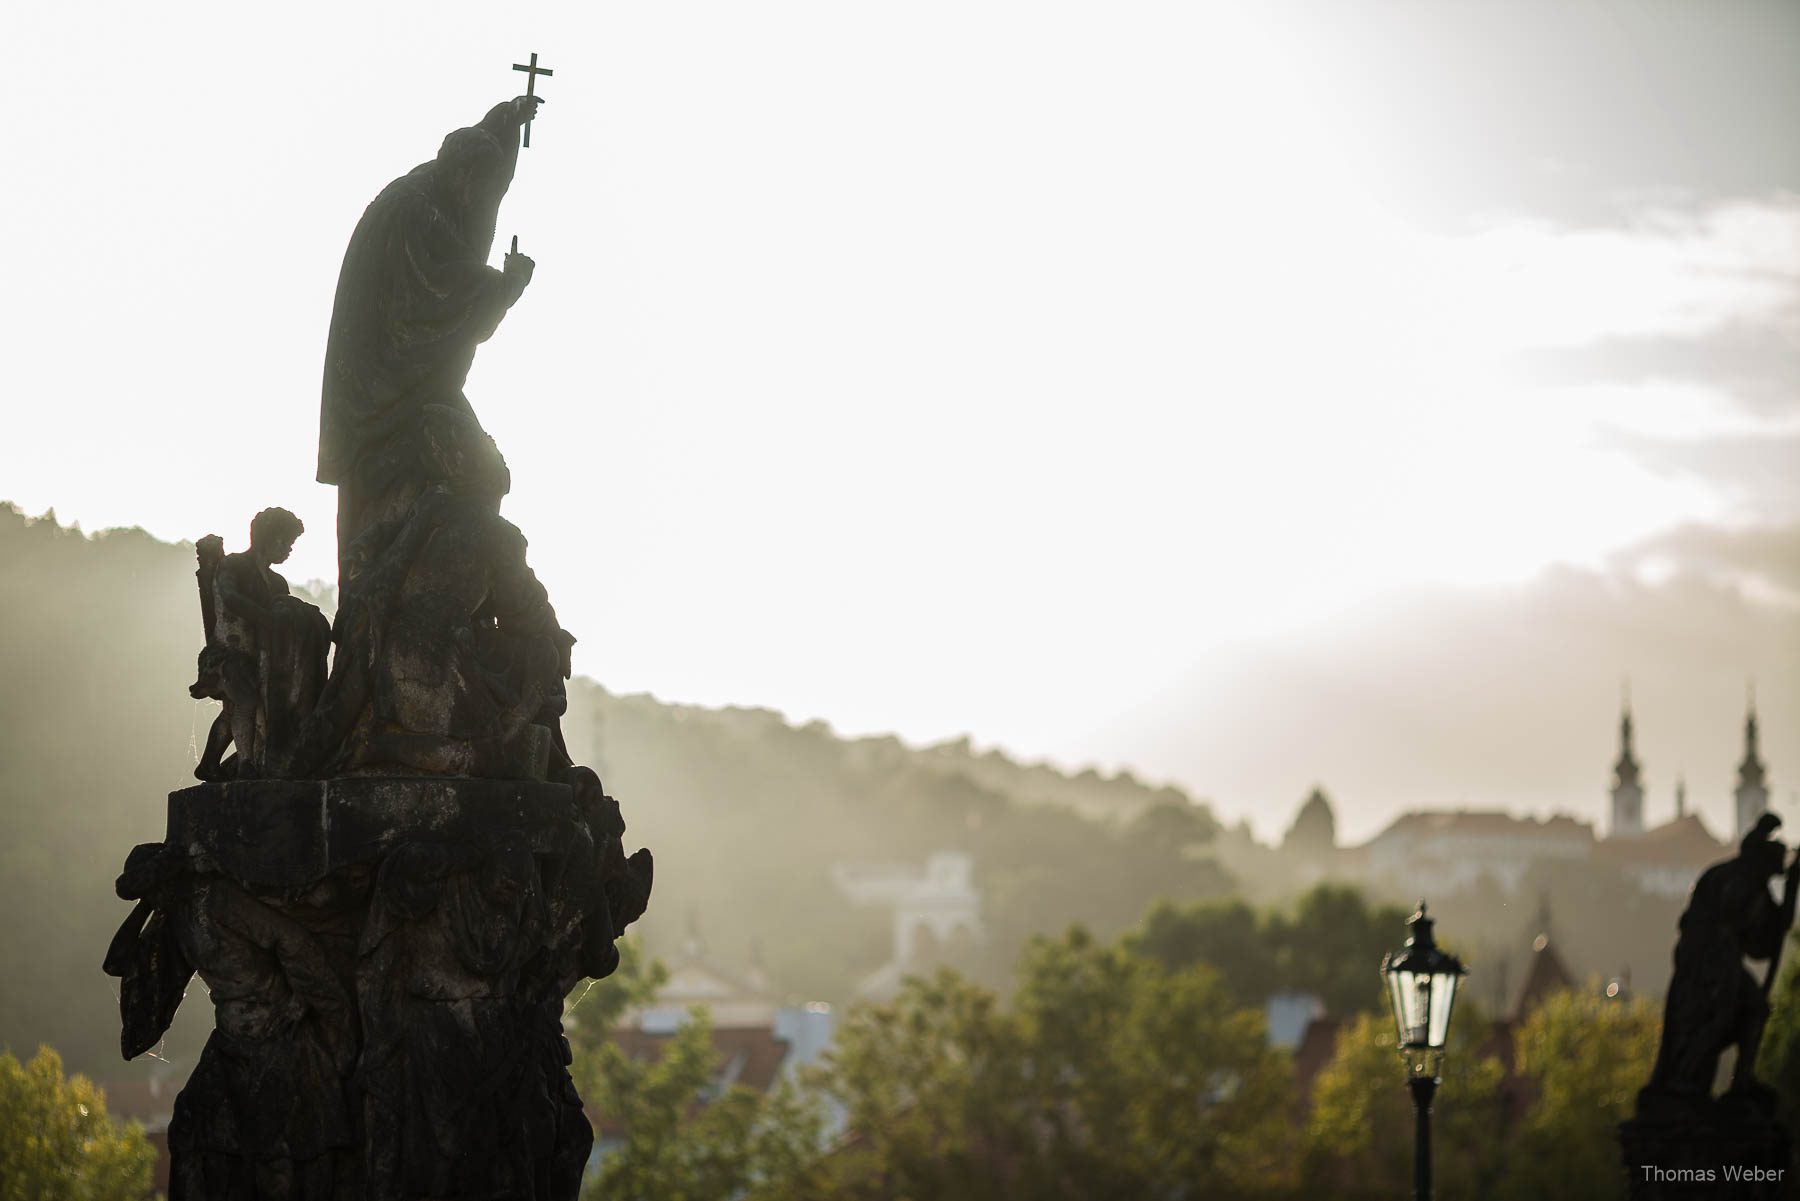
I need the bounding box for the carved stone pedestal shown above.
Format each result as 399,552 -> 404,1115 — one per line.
1619,1111 -> 1793,1200
104,778 -> 651,1201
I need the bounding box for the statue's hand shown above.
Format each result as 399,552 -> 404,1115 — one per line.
555,628 -> 575,680
509,94 -> 545,126
504,249 -> 535,290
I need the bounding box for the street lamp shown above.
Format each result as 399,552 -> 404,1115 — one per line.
1379,901 -> 1467,1201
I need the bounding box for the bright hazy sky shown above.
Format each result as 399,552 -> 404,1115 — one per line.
5,1 -> 1797,833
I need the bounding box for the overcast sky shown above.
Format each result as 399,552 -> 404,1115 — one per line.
4,0 -> 1796,839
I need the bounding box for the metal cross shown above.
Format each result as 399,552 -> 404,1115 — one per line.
512,52 -> 554,148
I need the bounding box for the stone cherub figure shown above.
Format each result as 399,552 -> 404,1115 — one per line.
190,507 -> 332,779
1638,812 -> 1800,1118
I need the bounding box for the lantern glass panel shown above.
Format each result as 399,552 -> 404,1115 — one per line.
1385,969 -> 1405,1043
1387,968 -> 1432,1047
1428,967 -> 1458,1048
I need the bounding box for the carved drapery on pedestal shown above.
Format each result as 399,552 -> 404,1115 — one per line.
106,779 -> 651,1201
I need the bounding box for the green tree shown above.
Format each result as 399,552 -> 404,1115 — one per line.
567,942 -> 827,1201
816,926 -> 1298,1200
567,937 -> 669,1041
1132,883 -> 1412,1018
1757,937 -> 1800,1131
1132,898 -> 1280,1010
1497,989 -> 1660,1201
0,1045 -> 157,1201
1304,1001 -> 1508,1200
1271,885 -> 1413,1017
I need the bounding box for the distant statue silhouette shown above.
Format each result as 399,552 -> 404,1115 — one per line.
1638,812 -> 1799,1117
190,508 -> 330,778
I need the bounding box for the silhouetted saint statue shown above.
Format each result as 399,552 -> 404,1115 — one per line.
1639,812 -> 1799,1117
190,508 -> 331,778
319,95 -> 542,582
107,75 -> 654,1201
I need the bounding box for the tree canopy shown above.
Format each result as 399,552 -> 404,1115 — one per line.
1133,884 -> 1413,1016
1499,989 -> 1660,1200
567,942 -> 827,1201
0,505 -> 1234,1078
1303,1007 -> 1507,1199
0,1046 -> 156,1201
813,926 -> 1297,1200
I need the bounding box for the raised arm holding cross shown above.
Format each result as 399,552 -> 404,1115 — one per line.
512,52 -> 553,147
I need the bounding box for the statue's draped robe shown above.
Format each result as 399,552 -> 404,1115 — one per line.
294,464 -> 572,779
319,102 -> 523,582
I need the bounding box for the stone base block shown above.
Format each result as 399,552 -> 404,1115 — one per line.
105,776 -> 652,1201
1620,1114 -> 1793,1200
165,776 -> 584,889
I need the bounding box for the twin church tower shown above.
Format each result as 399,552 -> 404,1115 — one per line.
1610,686 -> 1770,841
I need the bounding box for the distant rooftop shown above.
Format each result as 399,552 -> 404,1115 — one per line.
1592,813 -> 1726,866
1367,810 -> 1596,843
1508,934 -> 1575,1024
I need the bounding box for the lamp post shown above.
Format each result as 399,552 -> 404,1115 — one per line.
1379,901 -> 1467,1201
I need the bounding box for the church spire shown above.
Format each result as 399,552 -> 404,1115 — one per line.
1611,686 -> 1645,838
1735,679 -> 1769,839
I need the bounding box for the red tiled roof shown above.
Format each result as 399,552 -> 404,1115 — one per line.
96,1079 -> 177,1130
1592,815 -> 1727,866
591,1024 -> 793,1137
1508,939 -> 1574,1023
1293,1017 -> 1344,1101
1476,1019 -> 1538,1125
148,1129 -> 170,1195
98,1080 -> 177,1194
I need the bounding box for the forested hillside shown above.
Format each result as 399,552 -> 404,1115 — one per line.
0,502 -> 1705,1086
0,505 -> 1233,1079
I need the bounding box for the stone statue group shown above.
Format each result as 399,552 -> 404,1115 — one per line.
105,77 -> 1797,1201
104,91 -> 653,1201
1620,813 -> 1798,1193
1642,813 -> 1797,1115
192,93 -> 569,787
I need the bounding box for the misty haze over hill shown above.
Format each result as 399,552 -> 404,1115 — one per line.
7,500 -> 1792,847
1094,521 -> 1799,844
10,4 -> 1799,790
2,500 -> 1786,1082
